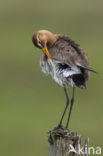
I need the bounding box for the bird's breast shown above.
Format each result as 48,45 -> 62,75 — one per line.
40,55 -> 81,87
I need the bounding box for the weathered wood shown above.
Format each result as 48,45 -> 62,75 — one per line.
48,128 -> 89,156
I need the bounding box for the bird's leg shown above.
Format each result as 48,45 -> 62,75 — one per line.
57,87 -> 69,128
65,87 -> 75,129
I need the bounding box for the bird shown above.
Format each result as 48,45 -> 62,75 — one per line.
32,30 -> 96,129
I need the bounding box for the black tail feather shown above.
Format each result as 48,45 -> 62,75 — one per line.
72,74 -> 86,89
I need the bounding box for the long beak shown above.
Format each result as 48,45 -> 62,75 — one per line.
42,47 -> 53,61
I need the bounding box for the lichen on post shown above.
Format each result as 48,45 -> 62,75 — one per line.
48,128 -> 82,156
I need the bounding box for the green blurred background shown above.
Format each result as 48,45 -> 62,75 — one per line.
0,0 -> 103,155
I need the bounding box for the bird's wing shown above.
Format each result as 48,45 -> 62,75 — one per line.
49,36 -> 96,73
77,64 -> 97,73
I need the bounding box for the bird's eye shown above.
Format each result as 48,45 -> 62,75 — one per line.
38,40 -> 41,44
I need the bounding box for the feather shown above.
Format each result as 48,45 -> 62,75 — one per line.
77,64 -> 98,74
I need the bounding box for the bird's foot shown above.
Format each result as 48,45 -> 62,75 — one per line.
65,124 -> 69,130
53,124 -> 64,131
64,126 -> 69,130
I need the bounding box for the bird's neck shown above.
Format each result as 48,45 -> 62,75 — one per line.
47,34 -> 60,48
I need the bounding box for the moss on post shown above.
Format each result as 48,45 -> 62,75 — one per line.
48,128 -> 89,156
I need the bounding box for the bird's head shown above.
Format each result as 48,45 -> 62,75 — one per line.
32,30 -> 58,61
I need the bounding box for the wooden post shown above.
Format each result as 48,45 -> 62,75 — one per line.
48,128 -> 89,156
